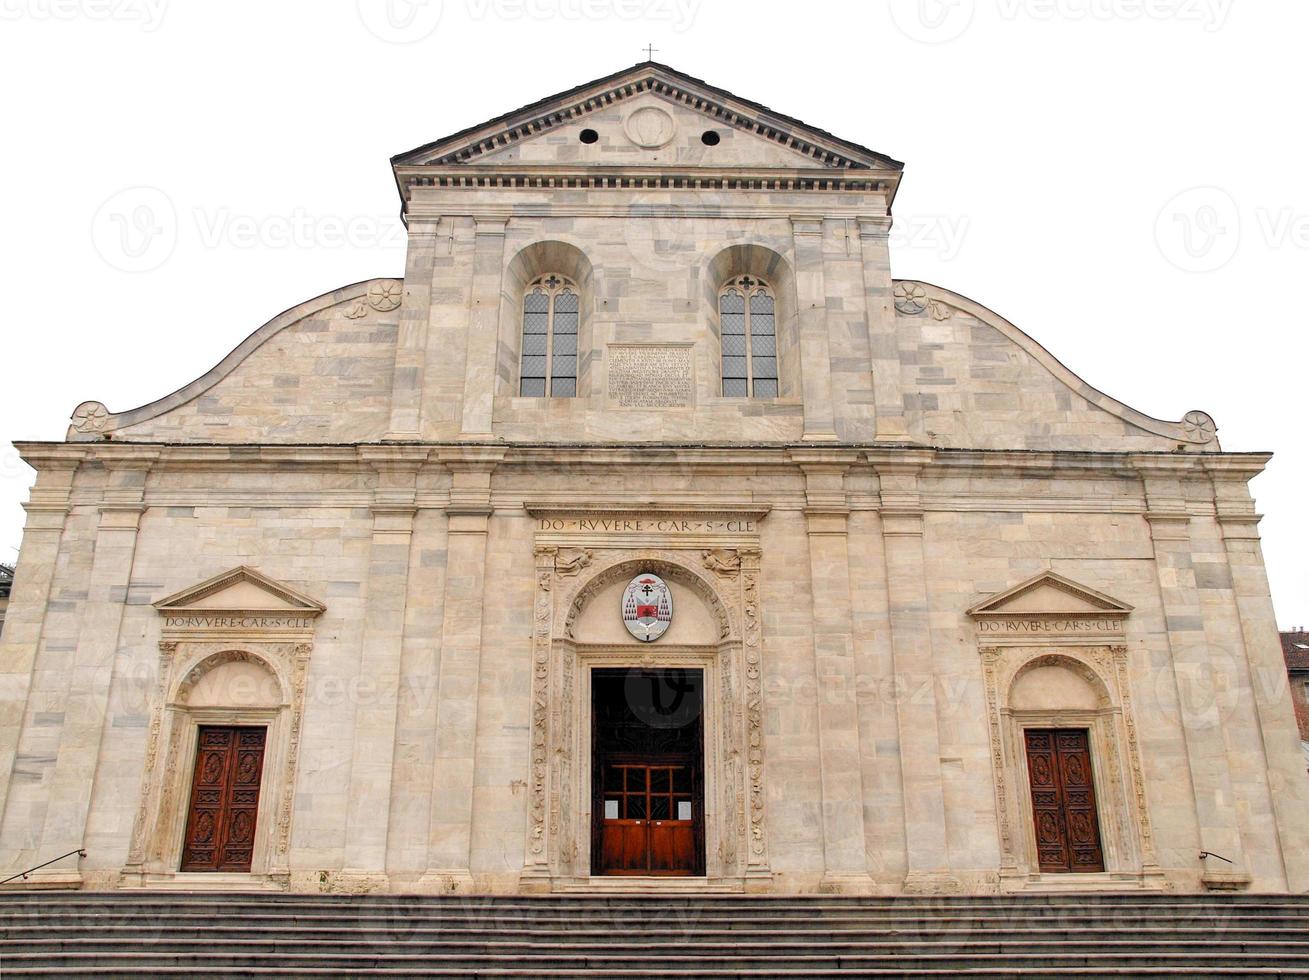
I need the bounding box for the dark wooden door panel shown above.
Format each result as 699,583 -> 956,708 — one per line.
600,820 -> 650,875
180,725 -> 266,873
591,669 -> 705,877
1024,728 -> 1105,874
596,761 -> 701,875
648,820 -> 695,874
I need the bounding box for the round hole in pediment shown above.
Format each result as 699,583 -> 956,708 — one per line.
579,128 -> 599,144
701,130 -> 721,146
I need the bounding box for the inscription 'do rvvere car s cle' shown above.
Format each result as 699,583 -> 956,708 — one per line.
621,572 -> 673,642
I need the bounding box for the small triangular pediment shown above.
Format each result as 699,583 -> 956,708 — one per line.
393,62 -> 902,174
154,566 -> 325,617
967,571 -> 1133,619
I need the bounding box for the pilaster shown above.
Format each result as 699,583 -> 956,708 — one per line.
789,449 -> 868,889
458,217 -> 509,440
791,217 -> 837,442
339,446 -> 429,885
857,217 -> 910,442
871,452 -> 959,893
1135,460 -> 1250,890
385,217 -> 440,439
38,450 -> 157,879
423,447 -> 504,888
0,453 -> 78,830
1206,458 -> 1309,890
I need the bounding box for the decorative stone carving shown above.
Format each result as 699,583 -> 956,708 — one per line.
1181,410 -> 1217,445
524,543 -> 770,889
623,105 -> 676,149
367,280 -> 403,312
701,548 -> 741,579
343,298 -> 369,319
124,569 -> 323,885
927,298 -> 953,321
554,547 -> 593,577
893,282 -> 928,315
739,545 -> 768,874
70,401 -> 110,433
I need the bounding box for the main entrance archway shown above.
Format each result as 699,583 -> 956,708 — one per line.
519,533 -> 773,892
591,668 -> 705,876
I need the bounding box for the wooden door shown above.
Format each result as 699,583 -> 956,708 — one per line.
598,761 -> 699,875
180,725 -> 266,872
1024,728 -> 1105,873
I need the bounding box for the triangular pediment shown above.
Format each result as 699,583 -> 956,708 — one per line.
967,571 -> 1133,619
154,566 -> 325,617
392,62 -> 902,174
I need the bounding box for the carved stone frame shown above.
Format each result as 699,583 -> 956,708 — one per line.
521,547 -> 771,891
121,641 -> 312,888
981,645 -> 1164,890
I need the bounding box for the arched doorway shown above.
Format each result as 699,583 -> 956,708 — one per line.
591,667 -> 705,876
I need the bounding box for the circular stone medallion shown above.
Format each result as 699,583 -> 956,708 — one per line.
621,572 -> 673,642
623,106 -> 676,149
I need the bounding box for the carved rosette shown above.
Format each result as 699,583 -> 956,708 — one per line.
893,282 -> 928,315
367,279 -> 403,312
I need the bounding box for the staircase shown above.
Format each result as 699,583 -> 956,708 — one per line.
2,891 -> 1308,975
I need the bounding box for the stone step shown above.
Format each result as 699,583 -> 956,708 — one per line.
3,950 -> 1307,971
4,891 -> 1305,976
8,890 -> 1309,907
7,937 -> 1309,956
6,910 -> 1305,927
7,924 -> 1307,942
2,970 -> 1300,978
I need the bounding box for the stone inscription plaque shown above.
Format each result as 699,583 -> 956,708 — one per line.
976,617 -> 1125,636
537,516 -> 757,535
607,344 -> 694,408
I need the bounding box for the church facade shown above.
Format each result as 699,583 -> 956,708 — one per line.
2,63 -> 1306,896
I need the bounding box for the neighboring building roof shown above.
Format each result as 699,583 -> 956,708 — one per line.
0,563 -> 12,598
1281,629 -> 1309,670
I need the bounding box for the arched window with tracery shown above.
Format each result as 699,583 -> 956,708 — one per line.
719,276 -> 777,398
519,274 -> 579,397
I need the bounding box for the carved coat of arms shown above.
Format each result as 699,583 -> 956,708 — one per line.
621,573 -> 673,643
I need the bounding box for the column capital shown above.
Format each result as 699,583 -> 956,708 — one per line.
858,215 -> 892,239
789,215 -> 824,237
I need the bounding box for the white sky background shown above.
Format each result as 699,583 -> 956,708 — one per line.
0,0 -> 1305,625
